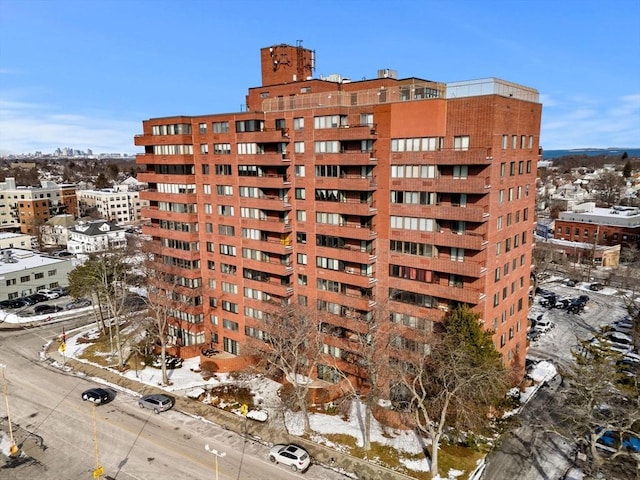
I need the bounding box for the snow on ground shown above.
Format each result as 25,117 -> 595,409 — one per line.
60,325 -> 435,472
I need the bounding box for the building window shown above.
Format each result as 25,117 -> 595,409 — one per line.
298,274 -> 308,285
295,165 -> 305,177
518,161 -> 524,174
213,121 -> 229,133
295,188 -> 306,200
199,123 -> 207,134
215,164 -> 232,175
293,117 -> 304,130
450,247 -> 464,262
500,162 -> 506,177
214,143 -> 231,155
452,165 -> 468,179
502,135 -> 508,150
223,337 -> 239,355
296,232 -> 307,243
200,144 -> 209,154
297,253 -> 307,265
512,135 -> 517,149
296,210 -> 306,221
223,319 -> 239,331
294,141 -> 305,154
453,136 -> 469,151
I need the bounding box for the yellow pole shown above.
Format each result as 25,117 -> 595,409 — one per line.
92,402 -> 101,479
1,366 -> 18,456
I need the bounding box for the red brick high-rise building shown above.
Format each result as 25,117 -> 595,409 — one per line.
135,43 -> 541,384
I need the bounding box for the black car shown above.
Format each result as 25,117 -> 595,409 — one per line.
566,279 -> 577,287
81,387 -> 110,404
24,293 -> 48,304
589,283 -> 604,291
34,304 -> 64,315
0,299 -> 27,309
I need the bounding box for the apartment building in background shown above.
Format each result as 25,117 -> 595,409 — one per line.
0,177 -> 77,234
77,183 -> 148,225
135,44 -> 541,388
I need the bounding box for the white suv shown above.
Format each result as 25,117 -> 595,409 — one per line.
37,289 -> 60,299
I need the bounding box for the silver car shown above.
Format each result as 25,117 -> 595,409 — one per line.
138,394 -> 174,414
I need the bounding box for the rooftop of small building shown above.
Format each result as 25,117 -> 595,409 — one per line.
0,248 -> 70,275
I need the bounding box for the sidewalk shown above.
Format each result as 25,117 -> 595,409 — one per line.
45,342 -> 419,480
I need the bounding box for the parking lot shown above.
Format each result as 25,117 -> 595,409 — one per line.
527,277 -> 636,369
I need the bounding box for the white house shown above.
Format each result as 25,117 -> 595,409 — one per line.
66,220 -> 127,254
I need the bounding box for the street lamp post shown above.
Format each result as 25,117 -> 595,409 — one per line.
0,364 -> 18,456
205,444 -> 226,480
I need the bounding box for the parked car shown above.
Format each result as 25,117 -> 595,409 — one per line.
37,289 -> 60,299
81,387 -> 110,404
565,279 -> 577,287
23,293 -> 48,305
138,394 -> 174,414
596,429 -> 640,453
534,318 -> 554,333
34,304 -> 64,315
268,444 -> 311,472
65,298 -> 92,310
589,282 -> 604,291
527,330 -> 542,342
0,299 -> 28,309
51,286 -> 69,296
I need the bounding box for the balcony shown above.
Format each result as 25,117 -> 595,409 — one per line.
137,172 -> 195,185
242,257 -> 293,277
392,176 -> 490,194
315,175 -> 377,191
317,290 -> 374,312
134,133 -> 193,147
314,151 -> 377,165
427,258 -> 487,278
240,195 -> 292,211
390,278 -> 482,305
237,152 -> 291,165
316,267 -> 375,289
142,206 -> 199,223
243,277 -> 294,299
237,174 -> 290,188
315,245 -> 375,266
240,216 -> 292,233
391,148 -> 492,165
241,237 -> 292,255
389,204 -> 487,223
236,127 -> 291,143
315,222 -> 376,241
135,153 -> 194,164
143,190 -> 198,204
315,199 -> 376,217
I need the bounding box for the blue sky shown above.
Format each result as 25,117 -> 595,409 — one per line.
1,0 -> 638,155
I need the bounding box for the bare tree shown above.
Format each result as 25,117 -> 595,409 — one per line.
394,304 -> 509,476
554,340 -> 640,478
139,241 -> 180,386
246,304 -> 323,434
328,303 -> 396,451
592,170 -> 625,207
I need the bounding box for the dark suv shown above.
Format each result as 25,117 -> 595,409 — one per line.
589,283 -> 604,291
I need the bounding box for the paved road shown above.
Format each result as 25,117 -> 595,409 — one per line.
0,320 -> 350,480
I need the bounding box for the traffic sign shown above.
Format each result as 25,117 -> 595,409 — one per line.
58,343 -> 66,353
93,466 -> 104,478
240,404 -> 248,416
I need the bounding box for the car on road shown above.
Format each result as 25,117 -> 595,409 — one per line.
138,394 -> 174,413
37,289 -> 60,299
268,444 -> 311,472
81,387 -> 110,404
34,304 -> 64,315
